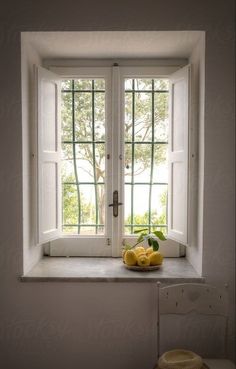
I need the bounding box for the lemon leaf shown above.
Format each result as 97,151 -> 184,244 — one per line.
134,228 -> 148,234
152,240 -> 159,251
148,238 -> 153,246
153,230 -> 167,241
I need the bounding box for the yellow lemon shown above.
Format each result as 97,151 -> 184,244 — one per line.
137,254 -> 150,267
122,249 -> 127,260
146,247 -> 153,256
124,250 -> 137,266
134,246 -> 145,256
149,251 -> 163,265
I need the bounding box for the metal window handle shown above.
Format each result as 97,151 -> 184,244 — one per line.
109,190 -> 123,217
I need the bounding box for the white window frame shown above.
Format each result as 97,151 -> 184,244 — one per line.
36,63 -> 192,257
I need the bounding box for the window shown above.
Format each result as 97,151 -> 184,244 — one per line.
35,64 -> 191,257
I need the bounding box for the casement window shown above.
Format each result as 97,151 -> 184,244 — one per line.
35,64 -> 191,257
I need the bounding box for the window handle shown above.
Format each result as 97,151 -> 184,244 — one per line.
109,190 -> 123,217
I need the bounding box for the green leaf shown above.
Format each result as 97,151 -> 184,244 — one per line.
153,230 -> 167,241
152,240 -> 159,251
137,234 -> 144,242
148,238 -> 153,246
134,228 -> 148,234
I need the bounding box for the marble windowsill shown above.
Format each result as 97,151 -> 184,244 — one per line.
21,257 -> 204,283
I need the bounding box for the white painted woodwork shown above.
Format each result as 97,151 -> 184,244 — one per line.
168,65 -> 190,245
36,66 -> 61,243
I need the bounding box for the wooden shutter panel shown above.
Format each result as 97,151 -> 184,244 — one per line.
35,66 -> 61,244
168,65 -> 190,245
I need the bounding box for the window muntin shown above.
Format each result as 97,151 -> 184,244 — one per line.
123,78 -> 169,235
61,79 -> 106,235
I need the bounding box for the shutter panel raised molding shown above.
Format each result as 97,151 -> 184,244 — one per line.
168,65 -> 190,245
35,66 -> 61,244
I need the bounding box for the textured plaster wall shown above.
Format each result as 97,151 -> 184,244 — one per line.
0,0 -> 235,368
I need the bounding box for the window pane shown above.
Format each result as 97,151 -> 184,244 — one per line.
74,79 -> 92,90
154,79 -> 169,91
61,79 -> 106,235
61,92 -> 72,141
74,92 -> 92,141
124,92 -> 132,141
94,93 -> 105,141
134,92 -> 152,142
62,143 -> 75,183
63,184 -> 79,226
151,185 -> 167,226
124,144 -> 132,183
94,79 -> 105,90
134,79 -> 152,90
75,144 -> 94,182
153,144 -> 168,183
123,78 -> 168,235
61,80 -> 72,90
154,92 -> 169,142
134,144 -> 151,183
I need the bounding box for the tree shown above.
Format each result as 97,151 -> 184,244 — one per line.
61,78 -> 169,234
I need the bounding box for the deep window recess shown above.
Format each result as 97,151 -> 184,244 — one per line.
35,65 -> 191,257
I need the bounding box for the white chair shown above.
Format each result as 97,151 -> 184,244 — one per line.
157,283 -> 235,369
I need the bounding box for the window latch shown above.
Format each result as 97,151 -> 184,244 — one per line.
109,190 -> 123,217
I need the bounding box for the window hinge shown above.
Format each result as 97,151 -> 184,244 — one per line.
107,238 -> 111,246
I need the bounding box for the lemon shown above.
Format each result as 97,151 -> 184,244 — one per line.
149,251 -> 163,265
137,254 -> 150,267
124,250 -> 137,266
122,249 -> 127,260
146,247 -> 153,256
134,246 -> 145,256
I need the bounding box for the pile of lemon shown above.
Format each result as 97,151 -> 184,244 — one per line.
122,246 -> 163,267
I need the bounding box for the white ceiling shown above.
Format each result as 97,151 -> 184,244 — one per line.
22,31 -> 203,59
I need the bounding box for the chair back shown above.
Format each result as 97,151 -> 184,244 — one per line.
158,283 -> 228,359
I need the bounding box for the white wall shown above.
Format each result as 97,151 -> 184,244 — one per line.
0,0 -> 235,367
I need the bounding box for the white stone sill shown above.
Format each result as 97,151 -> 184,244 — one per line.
21,257 -> 204,283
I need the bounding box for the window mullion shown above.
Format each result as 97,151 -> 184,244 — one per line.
71,80 -> 81,234
148,79 -> 155,233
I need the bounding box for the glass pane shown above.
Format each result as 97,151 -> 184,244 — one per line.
134,79 -> 152,90
124,144 -> 132,183
75,144 -> 94,182
133,184 -> 149,225
74,92 -> 92,141
151,185 -> 167,225
123,78 -> 169,235
61,92 -> 72,141
94,93 -> 105,141
124,79 -> 133,90
133,144 -> 151,183
80,185 -> 96,224
134,92 -> 152,142
94,79 -> 105,90
154,92 -> 169,141
95,144 -> 105,182
124,92 -> 132,141
62,144 -> 75,183
63,225 -> 79,235
154,79 -> 169,91
63,184 -> 79,226
153,144 -> 168,183
97,183 -> 105,228
61,80 -> 72,90
124,184 -> 131,227
74,79 -> 92,90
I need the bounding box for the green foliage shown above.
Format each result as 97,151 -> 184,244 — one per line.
131,228 -> 167,251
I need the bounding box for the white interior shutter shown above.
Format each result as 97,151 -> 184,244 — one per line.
35,66 -> 61,244
168,65 -> 190,245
